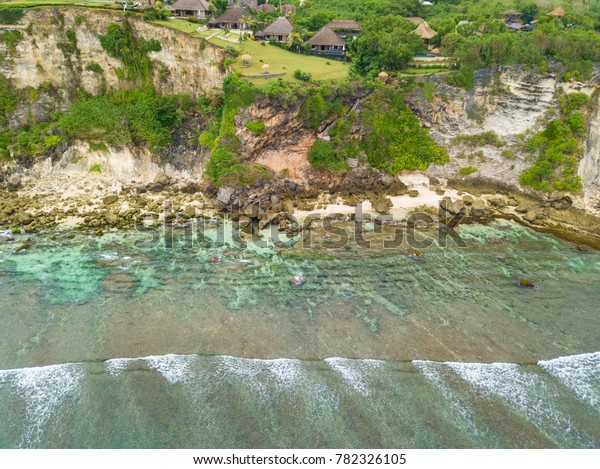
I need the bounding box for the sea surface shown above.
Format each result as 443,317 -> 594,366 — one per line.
0,219 -> 599,448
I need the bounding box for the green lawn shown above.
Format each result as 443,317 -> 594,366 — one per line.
398,67 -> 451,77
210,36 -> 349,85
151,18 -> 202,35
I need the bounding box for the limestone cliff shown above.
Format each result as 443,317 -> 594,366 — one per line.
580,92 -> 600,210
0,7 -> 222,186
403,64 -> 600,214
1,7 -> 224,128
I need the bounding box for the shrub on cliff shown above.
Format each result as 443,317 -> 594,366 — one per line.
447,68 -> 475,91
559,93 -> 588,115
520,93 -> 588,193
454,131 -> 505,148
0,8 -> 24,25
0,73 -> 17,126
98,20 -> 160,85
0,30 -> 23,52
308,139 -> 349,172
59,92 -> 186,150
245,121 -> 266,136
459,166 -> 478,176
299,89 -> 345,131
360,85 -> 448,174
219,164 -> 272,187
60,98 -> 130,144
204,74 -> 266,187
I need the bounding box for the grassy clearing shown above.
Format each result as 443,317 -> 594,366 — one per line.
151,19 -> 201,36
398,67 -> 451,77
210,36 -> 349,85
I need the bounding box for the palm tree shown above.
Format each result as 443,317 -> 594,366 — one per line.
287,32 -> 303,52
240,15 -> 254,31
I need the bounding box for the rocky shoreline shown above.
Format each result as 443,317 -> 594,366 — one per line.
2,166 -> 600,251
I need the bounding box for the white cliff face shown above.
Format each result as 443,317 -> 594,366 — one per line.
580,93 -> 600,212
0,7 -> 222,185
1,7 -> 224,97
482,69 -> 558,137
405,65 -> 600,214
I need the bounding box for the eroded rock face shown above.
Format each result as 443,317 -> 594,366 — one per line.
580,92 -> 600,211
1,7 -> 225,102
405,64 -> 600,217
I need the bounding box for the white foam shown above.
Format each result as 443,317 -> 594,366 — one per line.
146,354 -> 197,384
216,356 -> 303,389
100,252 -> 119,261
539,352 -> 600,410
325,358 -> 384,397
446,361 -> 586,444
413,360 -> 480,436
0,363 -> 83,448
105,354 -> 197,384
105,357 -> 134,377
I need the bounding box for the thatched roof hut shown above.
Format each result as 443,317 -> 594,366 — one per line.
324,20 -> 362,31
208,5 -> 257,29
413,21 -> 437,40
168,0 -> 210,19
259,16 -> 294,42
406,17 -> 425,25
548,7 -> 565,18
305,27 -> 346,47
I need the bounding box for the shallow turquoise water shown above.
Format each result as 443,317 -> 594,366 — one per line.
0,220 -> 599,448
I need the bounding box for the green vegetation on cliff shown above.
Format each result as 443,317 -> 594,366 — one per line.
360,84 -> 448,174
0,73 -> 17,127
519,92 -> 589,192
0,8 -> 24,25
59,92 -> 190,150
204,74 -> 272,188
99,19 -> 161,86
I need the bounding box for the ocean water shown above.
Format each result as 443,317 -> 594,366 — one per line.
0,220 -> 599,448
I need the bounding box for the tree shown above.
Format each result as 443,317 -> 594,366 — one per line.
351,15 -> 425,77
441,32 -> 464,55
214,0 -> 228,15
518,2 -> 538,24
287,32 -> 303,52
